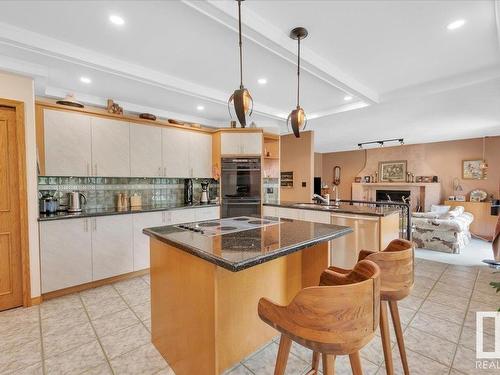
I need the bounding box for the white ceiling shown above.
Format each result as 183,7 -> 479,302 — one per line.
0,0 -> 499,151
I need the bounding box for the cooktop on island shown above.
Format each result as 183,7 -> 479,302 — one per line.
176,216 -> 279,236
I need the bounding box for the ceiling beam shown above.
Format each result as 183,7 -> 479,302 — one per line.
182,0 -> 379,104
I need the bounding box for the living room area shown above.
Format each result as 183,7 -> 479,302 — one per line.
315,135 -> 499,266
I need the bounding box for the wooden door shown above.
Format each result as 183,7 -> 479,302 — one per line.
91,117 -> 130,177
0,107 -> 23,310
189,132 -> 212,178
44,109 -> 92,176
162,127 -> 190,178
40,219 -> 92,293
130,123 -> 162,177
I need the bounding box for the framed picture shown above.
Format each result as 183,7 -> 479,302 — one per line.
354,177 -> 362,183
462,159 -> 485,180
378,160 -> 407,182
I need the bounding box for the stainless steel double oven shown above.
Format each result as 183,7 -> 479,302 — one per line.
221,157 -> 261,218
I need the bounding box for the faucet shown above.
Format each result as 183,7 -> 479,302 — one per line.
312,194 -> 328,204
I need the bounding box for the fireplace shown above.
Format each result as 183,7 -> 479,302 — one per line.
376,190 -> 411,204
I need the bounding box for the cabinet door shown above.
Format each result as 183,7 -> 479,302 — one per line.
277,207 -> 301,220
44,110 -> 92,176
40,219 -> 92,293
130,124 -> 162,177
171,208 -> 196,224
220,132 -> 241,155
263,206 -> 278,217
91,118 -> 130,177
132,212 -> 163,271
162,127 -> 190,177
194,206 -> 220,222
302,210 -> 331,224
92,215 -> 133,280
190,132 -> 212,178
240,133 -> 262,155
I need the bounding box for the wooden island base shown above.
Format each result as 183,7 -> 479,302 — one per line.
150,238 -> 330,375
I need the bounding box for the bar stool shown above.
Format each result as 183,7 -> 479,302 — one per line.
329,239 -> 414,375
258,260 -> 381,375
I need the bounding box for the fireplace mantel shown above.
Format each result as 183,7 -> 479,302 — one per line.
352,182 -> 441,211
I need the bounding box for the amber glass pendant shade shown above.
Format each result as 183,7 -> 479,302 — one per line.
287,106 -> 307,138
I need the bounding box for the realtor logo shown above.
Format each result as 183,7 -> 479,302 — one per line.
476,311 -> 500,359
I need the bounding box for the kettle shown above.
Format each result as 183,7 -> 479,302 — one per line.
67,192 -> 87,212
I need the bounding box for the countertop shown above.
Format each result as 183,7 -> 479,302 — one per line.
38,202 -> 220,222
264,201 -> 400,217
143,216 -> 352,272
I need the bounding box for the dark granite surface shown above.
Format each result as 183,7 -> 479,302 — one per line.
38,203 -> 220,222
143,216 -> 352,272
264,201 -> 399,217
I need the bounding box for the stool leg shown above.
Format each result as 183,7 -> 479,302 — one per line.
312,351 -> 320,373
389,300 -> 410,375
322,353 -> 335,375
274,334 -> 292,375
380,300 -> 394,375
349,351 -> 363,375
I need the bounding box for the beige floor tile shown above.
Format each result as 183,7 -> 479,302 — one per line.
110,343 -> 168,375
432,281 -> 473,298
414,267 -> 444,280
142,274 -> 151,285
99,323 -> 151,359
40,294 -> 83,320
410,284 -> 432,299
378,347 -> 450,375
130,301 -> 151,321
464,310 -> 496,333
331,354 -> 379,375
45,340 -> 106,375
414,275 -> 437,290
80,285 -> 120,306
471,288 -> 498,303
446,265 -> 479,274
468,298 -> 499,313
3,361 -> 43,375
398,295 -> 424,311
0,320 -> 40,352
442,269 -> 478,282
439,276 -> 475,290
409,311 -> 462,343
91,308 -> 139,338
0,338 -> 42,374
243,342 -> 309,375
427,290 -> 470,311
459,325 -> 495,352
452,344 -> 499,375
223,364 -> 253,375
120,288 -> 150,307
397,305 -> 417,325
361,334 -> 391,366
41,306 -> 89,336
43,321 -> 96,358
403,327 -> 456,366
0,306 -> 39,332
419,300 -> 466,325
114,277 -> 149,295
155,366 -> 176,375
143,318 -> 151,332
81,362 -> 114,375
83,295 -> 129,321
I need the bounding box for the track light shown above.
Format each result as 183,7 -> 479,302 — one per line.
399,138 -> 404,145
378,141 -> 384,147
357,138 -> 404,149
358,143 -> 363,149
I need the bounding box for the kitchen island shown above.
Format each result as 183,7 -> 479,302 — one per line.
143,216 -> 351,375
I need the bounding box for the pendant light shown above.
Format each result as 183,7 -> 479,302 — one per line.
480,136 -> 488,178
228,0 -> 253,127
287,27 -> 308,138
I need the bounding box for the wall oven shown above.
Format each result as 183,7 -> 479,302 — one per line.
221,157 -> 261,218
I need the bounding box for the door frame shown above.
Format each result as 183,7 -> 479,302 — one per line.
0,98 -> 31,307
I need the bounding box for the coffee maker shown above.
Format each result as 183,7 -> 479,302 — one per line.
200,181 -> 209,204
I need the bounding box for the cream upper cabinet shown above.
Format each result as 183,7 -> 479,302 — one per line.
220,132 -> 262,155
44,110 -> 92,176
91,117 -> 130,177
130,124 -> 162,177
162,127 -> 190,177
40,218 -> 92,293
92,215 -> 134,280
190,132 -> 212,178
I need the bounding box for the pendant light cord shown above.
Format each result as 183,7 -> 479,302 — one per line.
297,37 -> 301,107
238,0 -> 244,89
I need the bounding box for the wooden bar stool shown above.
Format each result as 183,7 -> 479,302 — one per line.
329,239 -> 414,375
258,260 -> 381,375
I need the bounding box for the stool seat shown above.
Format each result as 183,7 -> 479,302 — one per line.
258,260 -> 381,375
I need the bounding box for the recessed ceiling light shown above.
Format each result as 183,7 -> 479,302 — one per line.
447,19 -> 465,30
80,76 -> 91,84
344,95 -> 353,101
257,78 -> 267,85
109,15 -> 125,26
196,105 -> 205,111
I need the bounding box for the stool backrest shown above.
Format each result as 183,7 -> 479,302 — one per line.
360,239 -> 414,300
259,260 -> 380,353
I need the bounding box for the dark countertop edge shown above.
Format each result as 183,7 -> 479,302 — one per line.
143,226 -> 353,272
38,203 -> 220,222
263,202 -> 399,217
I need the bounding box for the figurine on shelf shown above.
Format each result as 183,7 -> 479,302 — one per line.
107,99 -> 123,115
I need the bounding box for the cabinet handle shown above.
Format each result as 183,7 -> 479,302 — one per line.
84,219 -> 88,232
93,218 -> 97,232
158,167 -> 162,177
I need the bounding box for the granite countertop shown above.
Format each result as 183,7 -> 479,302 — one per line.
264,201 -> 399,217
143,216 -> 352,272
38,202 -> 220,222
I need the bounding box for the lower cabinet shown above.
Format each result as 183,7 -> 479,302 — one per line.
267,206 -> 331,224
40,218 -> 92,293
40,207 -> 221,293
92,215 -> 134,280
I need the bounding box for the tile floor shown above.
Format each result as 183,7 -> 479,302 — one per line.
0,259 -> 499,375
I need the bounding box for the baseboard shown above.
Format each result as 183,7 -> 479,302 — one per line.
30,296 -> 42,306
41,269 -> 150,301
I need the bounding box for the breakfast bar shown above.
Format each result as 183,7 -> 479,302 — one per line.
143,216 -> 351,375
